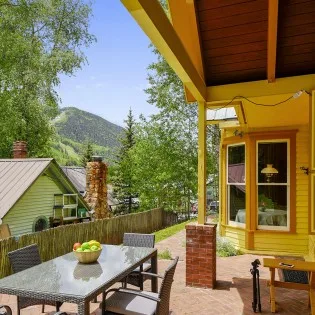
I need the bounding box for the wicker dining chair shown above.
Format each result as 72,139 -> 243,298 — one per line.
123,233 -> 155,290
103,256 -> 179,315
0,304 -> 12,315
8,244 -> 62,315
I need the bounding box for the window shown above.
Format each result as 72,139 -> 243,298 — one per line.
32,216 -> 49,232
257,140 -> 289,230
227,144 -> 246,226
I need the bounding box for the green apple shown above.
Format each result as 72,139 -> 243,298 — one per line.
83,249 -> 91,252
76,247 -> 83,252
81,242 -> 90,250
91,245 -> 99,251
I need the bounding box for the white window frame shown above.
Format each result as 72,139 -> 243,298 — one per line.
227,143 -> 246,228
256,139 -> 290,231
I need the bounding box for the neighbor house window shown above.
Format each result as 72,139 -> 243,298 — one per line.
257,140 -> 289,230
227,144 -> 246,226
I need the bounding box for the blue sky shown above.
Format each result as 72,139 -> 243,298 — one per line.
57,1 -> 158,127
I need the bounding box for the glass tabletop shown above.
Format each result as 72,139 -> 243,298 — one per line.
0,244 -> 156,299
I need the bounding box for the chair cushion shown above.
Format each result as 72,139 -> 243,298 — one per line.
106,291 -> 158,315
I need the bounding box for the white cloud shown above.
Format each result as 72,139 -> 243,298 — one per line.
96,83 -> 105,88
75,84 -> 85,89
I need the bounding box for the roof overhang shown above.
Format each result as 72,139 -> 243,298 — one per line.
121,0 -> 315,106
121,0 -> 207,102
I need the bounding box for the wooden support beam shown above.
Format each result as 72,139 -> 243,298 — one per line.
267,0 -> 279,83
197,102 -> 207,225
207,74 -> 315,102
168,0 -> 205,81
121,0 -> 207,102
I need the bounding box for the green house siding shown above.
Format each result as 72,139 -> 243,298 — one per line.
2,175 -> 63,236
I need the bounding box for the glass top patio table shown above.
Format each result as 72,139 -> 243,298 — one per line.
0,244 -> 158,315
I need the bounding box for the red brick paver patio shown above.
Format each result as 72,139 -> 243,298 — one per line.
0,229 -> 310,314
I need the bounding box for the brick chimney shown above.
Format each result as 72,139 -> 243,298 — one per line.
84,156 -> 109,219
13,141 -> 27,159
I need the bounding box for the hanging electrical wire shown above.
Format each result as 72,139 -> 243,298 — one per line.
210,90 -> 307,112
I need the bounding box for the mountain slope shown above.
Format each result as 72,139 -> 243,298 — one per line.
52,107 -> 123,165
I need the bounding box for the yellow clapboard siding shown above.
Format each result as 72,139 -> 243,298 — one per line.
254,245 -> 308,253
296,215 -> 308,222
225,229 -> 246,248
296,203 -> 308,209
255,237 -> 308,245
222,123 -> 309,255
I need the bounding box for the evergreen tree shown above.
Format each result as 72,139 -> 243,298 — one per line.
80,141 -> 94,167
111,109 -> 137,214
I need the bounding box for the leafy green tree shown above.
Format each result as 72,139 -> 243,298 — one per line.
80,141 -> 94,166
130,48 -> 220,214
111,108 -> 137,214
0,0 -> 95,157
127,49 -> 198,214
207,124 -> 220,203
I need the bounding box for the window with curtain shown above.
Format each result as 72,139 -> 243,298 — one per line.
257,140 -> 289,230
227,144 -> 246,226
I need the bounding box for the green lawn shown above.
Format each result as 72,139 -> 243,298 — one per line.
154,219 -> 196,243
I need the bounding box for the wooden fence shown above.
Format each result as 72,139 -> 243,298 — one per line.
0,208 -> 167,278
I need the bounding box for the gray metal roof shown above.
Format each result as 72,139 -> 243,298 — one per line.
61,167 -> 86,195
61,166 -> 118,206
0,159 -> 53,219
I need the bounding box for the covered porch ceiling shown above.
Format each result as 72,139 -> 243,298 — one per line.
121,0 -> 315,105
207,92 -> 309,129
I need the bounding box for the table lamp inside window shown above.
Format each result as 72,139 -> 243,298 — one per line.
261,164 -> 278,182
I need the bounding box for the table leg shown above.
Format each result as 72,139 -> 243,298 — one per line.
309,272 -> 315,315
269,268 -> 276,313
78,300 -> 90,315
102,291 -> 106,315
151,252 -> 158,293
139,264 -> 144,291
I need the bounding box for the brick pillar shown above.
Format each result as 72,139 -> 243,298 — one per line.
84,156 -> 109,219
186,222 -> 216,288
13,141 -> 27,158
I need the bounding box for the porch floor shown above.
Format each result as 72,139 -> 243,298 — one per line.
0,229 -> 310,314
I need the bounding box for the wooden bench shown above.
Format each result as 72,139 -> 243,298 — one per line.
263,258 -> 315,314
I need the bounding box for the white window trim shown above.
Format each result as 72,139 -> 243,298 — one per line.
227,143 -> 246,228
256,139 -> 290,231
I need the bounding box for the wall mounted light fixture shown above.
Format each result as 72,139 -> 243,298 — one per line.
234,129 -> 243,138
300,167 -> 309,175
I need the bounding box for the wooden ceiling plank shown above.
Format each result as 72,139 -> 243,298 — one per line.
197,0 -> 266,22
121,0 -> 206,102
279,42 -> 315,56
204,42 -> 267,58
205,50 -> 267,67
281,23 -> 315,38
200,21 -> 268,41
279,33 -> 315,47
280,12 -> 314,27
202,31 -> 267,50
279,52 -> 315,65
267,0 -> 279,83
197,0 -> 253,12
208,58 -> 267,73
199,10 -> 268,32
